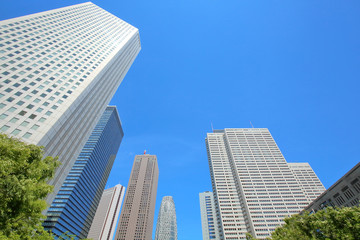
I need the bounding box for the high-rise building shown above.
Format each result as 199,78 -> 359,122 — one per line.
155,196 -> 178,240
0,2 -> 141,207
288,162 -> 325,202
199,192 -> 222,240
205,128 -> 323,239
305,162 -> 360,212
43,106 -> 124,238
115,154 -> 159,240
88,184 -> 126,240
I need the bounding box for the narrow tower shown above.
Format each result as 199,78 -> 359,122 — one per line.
88,184 -> 126,240
115,154 -> 159,240
155,196 -> 178,240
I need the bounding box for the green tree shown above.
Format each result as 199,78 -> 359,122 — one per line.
0,134 -> 59,240
247,205 -> 360,240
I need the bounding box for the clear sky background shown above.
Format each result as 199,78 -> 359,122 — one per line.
1,0 -> 360,239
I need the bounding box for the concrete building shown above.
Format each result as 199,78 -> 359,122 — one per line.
155,196 -> 178,240
0,2 -> 141,207
288,162 -> 325,202
205,128 -> 323,239
43,106 -> 124,238
88,184 -> 126,240
305,162 -> 360,212
115,154 -> 159,240
199,191 -> 222,240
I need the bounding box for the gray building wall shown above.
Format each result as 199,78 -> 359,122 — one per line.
305,162 -> 360,212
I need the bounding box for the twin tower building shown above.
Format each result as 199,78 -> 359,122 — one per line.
0,2 -> 177,240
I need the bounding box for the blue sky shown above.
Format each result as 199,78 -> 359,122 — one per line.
1,0 -> 360,239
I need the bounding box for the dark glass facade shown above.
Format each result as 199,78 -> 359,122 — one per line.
43,106 -> 123,239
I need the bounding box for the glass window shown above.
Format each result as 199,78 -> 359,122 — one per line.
11,129 -> 21,136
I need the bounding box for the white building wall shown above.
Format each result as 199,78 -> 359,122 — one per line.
88,184 -> 126,240
206,129 -> 315,239
0,2 -> 141,207
288,162 -> 325,202
199,192 -> 222,240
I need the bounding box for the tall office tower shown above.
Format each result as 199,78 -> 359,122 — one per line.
88,184 -> 126,240
199,192 -> 222,240
115,154 -> 159,240
0,2 -> 141,207
43,106 -> 124,238
288,163 -> 325,202
206,128 -> 318,239
155,196 -> 178,240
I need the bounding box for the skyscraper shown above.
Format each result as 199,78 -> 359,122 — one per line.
88,184 -> 126,240
288,162 -> 325,202
0,2 -> 141,207
43,106 -> 124,238
115,154 -> 159,240
199,192 -> 222,240
155,196 -> 178,240
205,128 -> 323,239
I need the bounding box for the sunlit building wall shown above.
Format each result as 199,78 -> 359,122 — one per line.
205,128 -> 321,239
115,154 -> 159,240
288,162 -> 325,202
88,184 -> 126,240
199,191 -> 222,240
0,2 -> 141,207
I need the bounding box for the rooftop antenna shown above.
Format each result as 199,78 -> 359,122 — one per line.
250,121 -> 254,128
211,122 -> 214,132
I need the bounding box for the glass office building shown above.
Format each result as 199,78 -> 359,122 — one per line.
43,106 -> 123,238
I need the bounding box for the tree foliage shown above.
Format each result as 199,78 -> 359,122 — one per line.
0,134 -> 59,240
247,205 -> 360,240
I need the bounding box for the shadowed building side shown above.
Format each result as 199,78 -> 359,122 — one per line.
43,106 -> 123,239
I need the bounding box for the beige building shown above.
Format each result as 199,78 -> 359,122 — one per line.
115,154 -> 159,240
88,184 -> 125,240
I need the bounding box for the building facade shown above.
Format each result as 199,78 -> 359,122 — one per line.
88,184 -> 126,240
205,128 -> 323,239
199,192 -> 222,240
115,154 -> 159,240
0,2 -> 141,207
305,162 -> 360,212
288,163 -> 325,202
43,106 -> 124,238
155,196 -> 178,240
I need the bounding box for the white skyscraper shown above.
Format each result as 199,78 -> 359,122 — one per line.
205,128 -> 323,239
288,162 -> 325,202
199,192 -> 222,240
88,184 -> 126,240
155,196 -> 177,240
0,2 -> 141,206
